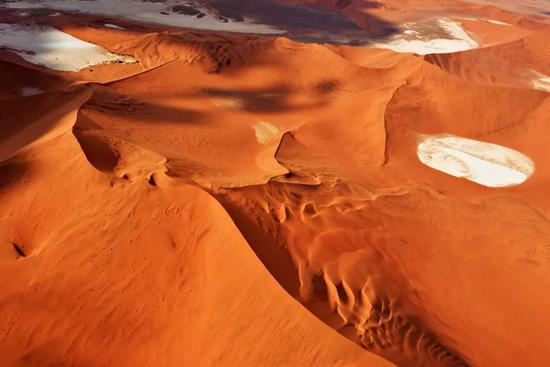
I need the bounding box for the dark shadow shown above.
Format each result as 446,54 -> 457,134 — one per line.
213,193 -> 301,297
209,0 -> 360,30
314,79 -> 341,94
203,85 -> 291,99
12,242 -> 26,257
82,78 -> 340,126
203,84 -> 329,113
0,59 -> 67,101
0,0 -> 399,46
0,160 -> 28,191
354,1 -> 384,9
0,0 -> 404,52
84,85 -> 206,124
73,127 -> 119,173
201,0 -> 398,45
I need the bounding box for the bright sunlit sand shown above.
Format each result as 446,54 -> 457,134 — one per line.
0,1 -> 549,367
254,121 -> 281,145
529,70 -> 550,92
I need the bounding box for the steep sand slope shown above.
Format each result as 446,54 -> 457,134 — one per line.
425,30 -> 550,90
73,33 -> 413,187
203,10 -> 548,366
0,92 -> 392,367
0,1 -> 549,367
0,88 -> 92,162
0,61 -> 69,100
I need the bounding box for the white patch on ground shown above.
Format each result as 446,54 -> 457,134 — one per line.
2,0 -> 285,35
212,98 -> 243,110
417,134 -> 534,187
454,16 -> 512,26
457,17 -> 512,26
371,19 -> 479,55
20,86 -> 43,96
486,19 -> 512,26
528,70 -> 550,92
0,23 -> 137,72
48,12 -> 60,17
438,19 -> 475,40
254,121 -> 280,145
104,23 -> 126,30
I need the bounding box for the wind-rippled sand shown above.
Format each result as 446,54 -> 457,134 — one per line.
0,1 -> 549,366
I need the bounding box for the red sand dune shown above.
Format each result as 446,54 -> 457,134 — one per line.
0,1 -> 549,366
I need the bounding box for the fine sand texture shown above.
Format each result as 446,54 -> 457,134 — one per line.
0,1 -> 549,366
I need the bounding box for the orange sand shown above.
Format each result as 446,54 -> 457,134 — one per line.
1,1 -> 549,366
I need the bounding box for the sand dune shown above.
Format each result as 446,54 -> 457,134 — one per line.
0,137 -> 391,367
0,1 -> 549,366
0,88 -> 92,162
0,89 -> 391,366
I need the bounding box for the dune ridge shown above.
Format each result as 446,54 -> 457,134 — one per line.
0,1 -> 549,366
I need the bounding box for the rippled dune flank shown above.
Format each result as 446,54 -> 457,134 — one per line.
0,1 -> 549,366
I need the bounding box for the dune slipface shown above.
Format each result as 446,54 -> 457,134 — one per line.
0,1 -> 549,367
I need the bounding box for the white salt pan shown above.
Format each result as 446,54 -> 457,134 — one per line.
417,134 -> 534,187
104,23 -> 126,30
372,19 -> 479,55
0,23 -> 136,71
2,0 -> 285,35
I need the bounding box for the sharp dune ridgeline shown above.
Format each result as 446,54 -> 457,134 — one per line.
0,1 -> 549,366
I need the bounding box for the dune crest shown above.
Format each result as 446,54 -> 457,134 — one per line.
0,1 -> 549,366
0,88 -> 92,163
